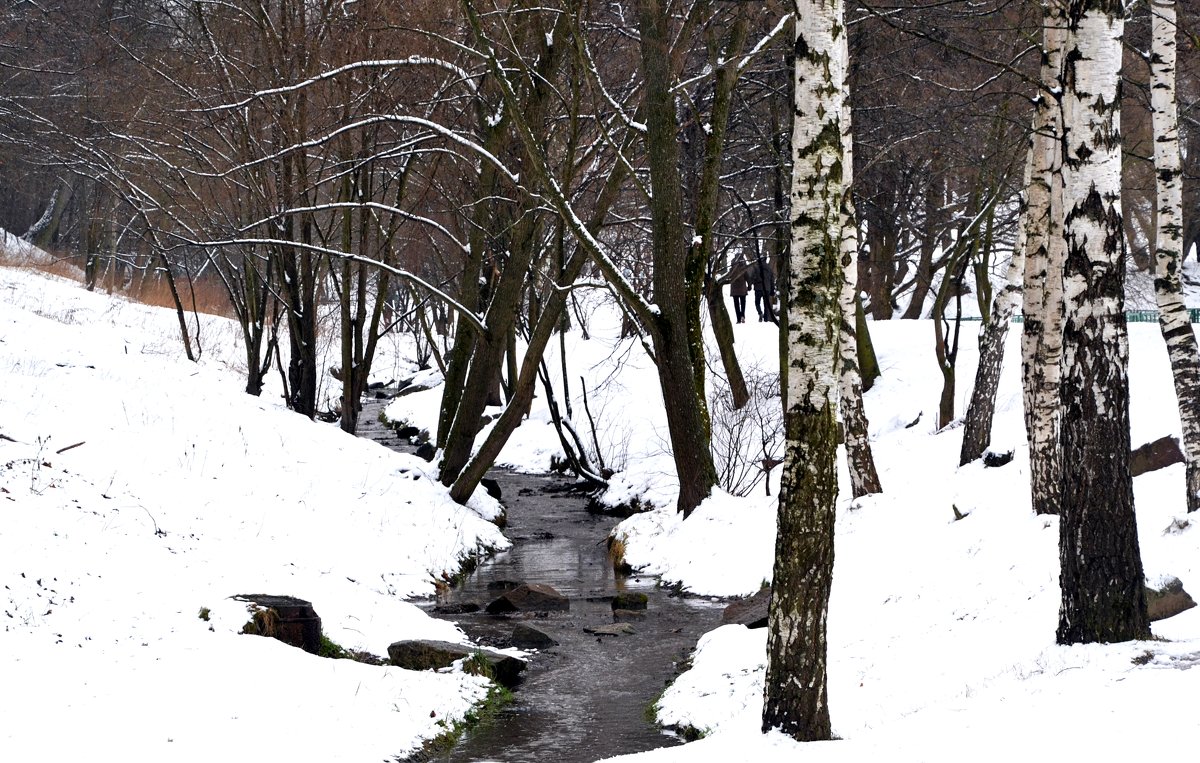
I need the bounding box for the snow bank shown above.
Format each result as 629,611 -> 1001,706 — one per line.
600,315 -> 1200,761
0,266 -> 507,760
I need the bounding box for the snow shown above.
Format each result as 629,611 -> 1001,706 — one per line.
4,237 -> 1200,762
597,317 -> 1200,761
0,264 -> 506,760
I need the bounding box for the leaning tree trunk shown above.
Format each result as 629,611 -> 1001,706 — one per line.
837,93 -> 882,497
638,0 -> 719,518
960,135 -> 1035,466
762,0 -> 844,741
1150,0 -> 1200,513
1021,7 -> 1067,516
1056,0 -> 1150,645
695,9 -> 751,411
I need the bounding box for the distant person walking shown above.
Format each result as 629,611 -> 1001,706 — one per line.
751,254 -> 777,323
729,256 -> 750,323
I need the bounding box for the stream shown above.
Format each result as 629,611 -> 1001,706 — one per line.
358,399 -> 724,762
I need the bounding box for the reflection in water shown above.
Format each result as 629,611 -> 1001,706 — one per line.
426,473 -> 722,763
360,401 -> 722,763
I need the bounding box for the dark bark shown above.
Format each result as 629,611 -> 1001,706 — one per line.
902,169 -> 943,319
638,0 -> 718,517
763,402 -> 838,740
692,10 -> 750,411
959,309 -> 1011,465
449,251 -> 593,503
855,293 -> 880,391
706,283 -> 750,409
1058,198 -> 1149,643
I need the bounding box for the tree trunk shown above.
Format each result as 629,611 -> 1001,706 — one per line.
450,251 -> 594,503
695,10 -> 750,411
855,293 -> 880,391
837,91 -> 882,497
638,0 -> 718,517
960,135 -> 1035,466
1056,0 -> 1149,644
706,284 -> 750,409
763,0 -> 844,741
902,167 -> 943,319
1021,9 -> 1067,516
1150,0 -> 1200,513
933,243 -> 970,430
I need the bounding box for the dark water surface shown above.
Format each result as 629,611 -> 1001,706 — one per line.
358,400 -> 723,763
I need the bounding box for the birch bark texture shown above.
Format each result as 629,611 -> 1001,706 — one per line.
762,0 -> 844,740
1056,0 -> 1150,644
837,83 -> 882,497
1021,5 -> 1067,515
1150,0 -> 1200,513
960,135 -> 1034,466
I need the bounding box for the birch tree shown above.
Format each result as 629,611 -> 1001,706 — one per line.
1056,0 -> 1149,644
762,0 -> 844,740
1149,0 -> 1200,514
837,87 -> 882,497
1022,4 -> 1067,516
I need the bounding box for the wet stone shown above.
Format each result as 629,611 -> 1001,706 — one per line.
584,623 -> 636,637
486,583 -> 570,614
511,623 -> 558,649
481,477 -> 502,501
387,639 -> 526,689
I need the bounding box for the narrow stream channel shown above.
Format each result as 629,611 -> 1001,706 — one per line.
358,399 -> 723,762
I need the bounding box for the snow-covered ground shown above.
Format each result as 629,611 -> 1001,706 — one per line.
391,272 -> 1200,761
0,262 -> 509,760
5,237 -> 1200,762
598,318 -> 1200,761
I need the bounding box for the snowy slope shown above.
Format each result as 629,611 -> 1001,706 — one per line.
0,266 -> 508,761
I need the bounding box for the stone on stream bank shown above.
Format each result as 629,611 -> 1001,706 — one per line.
486,582 -> 570,614
720,588 -> 771,629
511,623 -> 558,649
387,640 -> 526,689
235,594 -> 323,654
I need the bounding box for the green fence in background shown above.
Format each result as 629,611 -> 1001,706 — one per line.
999,309 -> 1200,323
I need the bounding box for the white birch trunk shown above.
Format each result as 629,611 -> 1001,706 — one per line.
762,0 -> 844,741
1021,6 -> 1067,515
1150,0 -> 1200,513
837,55 -> 882,498
1056,0 -> 1149,644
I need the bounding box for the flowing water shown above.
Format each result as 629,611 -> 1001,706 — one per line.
358,399 -> 723,763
